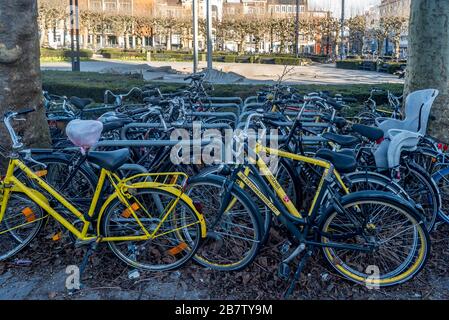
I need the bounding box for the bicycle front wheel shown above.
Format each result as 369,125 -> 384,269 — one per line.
0,192 -> 45,260
185,174 -> 263,271
320,191 -> 430,287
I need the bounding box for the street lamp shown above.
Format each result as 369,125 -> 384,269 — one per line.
340,0 -> 345,60
69,0 -> 80,71
192,0 -> 199,74
294,0 -> 300,57
206,0 -> 213,70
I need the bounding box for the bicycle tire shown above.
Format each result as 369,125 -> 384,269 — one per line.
319,191 -> 430,287
185,174 -> 263,271
101,188 -> 203,271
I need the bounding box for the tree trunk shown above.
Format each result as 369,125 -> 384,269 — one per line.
0,0 -> 51,163
377,38 -> 384,57
394,37 -> 400,60
404,0 -> 449,142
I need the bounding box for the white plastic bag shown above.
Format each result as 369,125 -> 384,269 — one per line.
66,119 -> 103,153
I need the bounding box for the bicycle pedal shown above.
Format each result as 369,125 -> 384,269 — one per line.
278,263 -> 291,280
278,241 -> 291,255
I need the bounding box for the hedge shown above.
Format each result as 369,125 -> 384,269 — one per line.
42,71 -> 146,102
336,59 -> 406,74
336,60 -> 363,70
100,48 -> 146,60
42,70 -> 404,110
378,62 -> 403,74
40,48 -> 93,61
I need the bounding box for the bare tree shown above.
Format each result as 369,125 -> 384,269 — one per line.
346,15 -> 367,55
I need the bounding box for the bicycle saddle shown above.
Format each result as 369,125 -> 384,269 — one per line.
325,97 -> 344,111
70,97 -> 92,110
102,119 -> 132,133
315,149 -> 357,173
144,97 -> 164,105
87,148 -> 130,171
322,132 -> 359,147
321,115 -> 347,129
351,124 -> 384,142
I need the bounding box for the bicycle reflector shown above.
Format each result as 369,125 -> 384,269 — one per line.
21,207 -> 36,222
121,202 -> 140,218
438,143 -> 449,151
376,137 -> 384,144
167,242 -> 188,256
34,170 -> 47,177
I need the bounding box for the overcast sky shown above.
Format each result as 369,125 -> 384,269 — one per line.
309,0 -> 381,17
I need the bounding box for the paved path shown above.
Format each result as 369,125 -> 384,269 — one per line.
41,58 -> 403,85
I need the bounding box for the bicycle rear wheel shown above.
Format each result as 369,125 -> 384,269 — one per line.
320,191 -> 430,287
101,188 -> 203,271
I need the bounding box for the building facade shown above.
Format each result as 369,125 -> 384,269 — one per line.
41,0 -> 327,54
379,0 -> 410,18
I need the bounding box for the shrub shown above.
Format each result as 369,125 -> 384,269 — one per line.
100,48 -> 146,60
303,54 -> 328,63
40,48 -> 93,61
42,70 -> 403,106
235,56 -> 253,63
260,57 -> 276,64
42,71 -> 145,102
378,62 -> 404,74
273,57 -> 299,66
336,59 -> 363,70
223,55 -> 237,63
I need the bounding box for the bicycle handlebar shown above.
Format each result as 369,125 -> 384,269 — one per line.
3,107 -> 36,150
104,87 -> 143,105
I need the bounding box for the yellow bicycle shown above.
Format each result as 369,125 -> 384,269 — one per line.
0,108 -> 206,271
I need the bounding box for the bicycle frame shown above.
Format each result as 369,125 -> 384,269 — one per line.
0,158 -> 206,242
240,142 -> 350,220
221,142 -> 370,252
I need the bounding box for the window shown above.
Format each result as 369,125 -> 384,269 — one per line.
104,0 -> 117,11
287,6 -> 292,13
275,5 -> 280,12
89,0 -> 102,10
281,5 -> 286,12
119,0 -> 132,12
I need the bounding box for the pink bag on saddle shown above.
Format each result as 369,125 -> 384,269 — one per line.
66,119 -> 103,153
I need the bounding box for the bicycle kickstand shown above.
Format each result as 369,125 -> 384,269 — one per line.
78,241 -> 99,289
283,248 -> 314,299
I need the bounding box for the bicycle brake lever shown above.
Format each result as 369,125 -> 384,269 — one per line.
23,150 -> 47,169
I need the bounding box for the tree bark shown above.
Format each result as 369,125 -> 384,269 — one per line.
0,0 -> 51,159
404,0 -> 449,142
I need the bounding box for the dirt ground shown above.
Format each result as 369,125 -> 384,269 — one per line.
1,218 -> 449,301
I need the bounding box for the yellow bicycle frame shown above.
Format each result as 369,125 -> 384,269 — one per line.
0,159 -> 206,242
232,142 -> 350,220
